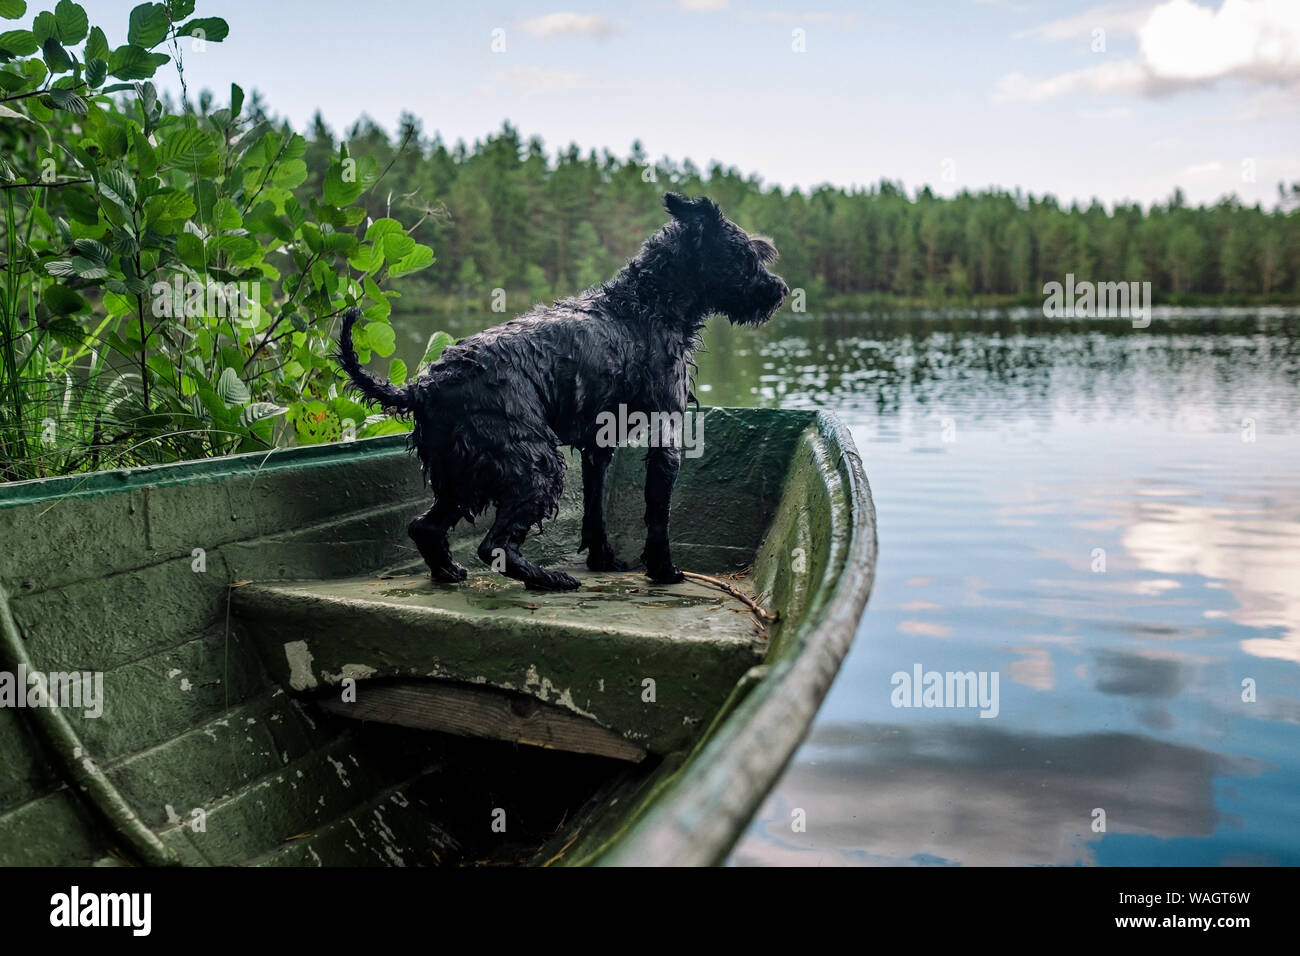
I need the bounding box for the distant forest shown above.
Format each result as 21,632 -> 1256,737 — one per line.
290,108 -> 1299,308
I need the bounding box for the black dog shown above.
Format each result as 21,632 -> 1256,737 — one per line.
337,192 -> 787,591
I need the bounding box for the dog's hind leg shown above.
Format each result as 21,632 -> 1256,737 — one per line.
476,474 -> 579,591
409,499 -> 467,582
477,512 -> 580,591
578,447 -> 626,572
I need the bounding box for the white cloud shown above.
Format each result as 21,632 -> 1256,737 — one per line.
491,67 -> 592,96
993,60 -> 1154,102
519,12 -> 616,39
1015,2 -> 1156,42
1182,160 -> 1225,175
678,0 -> 729,11
996,0 -> 1300,101
1141,0 -> 1300,83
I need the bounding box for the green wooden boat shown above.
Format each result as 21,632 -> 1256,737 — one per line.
0,406 -> 875,866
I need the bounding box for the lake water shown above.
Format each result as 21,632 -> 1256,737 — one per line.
403,307 -> 1300,867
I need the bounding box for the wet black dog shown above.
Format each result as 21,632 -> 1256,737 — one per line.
337,192 -> 788,590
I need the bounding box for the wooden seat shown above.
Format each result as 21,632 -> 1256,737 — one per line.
232,565 -> 767,759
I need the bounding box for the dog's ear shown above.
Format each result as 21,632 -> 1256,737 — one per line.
750,235 -> 779,265
664,192 -> 722,226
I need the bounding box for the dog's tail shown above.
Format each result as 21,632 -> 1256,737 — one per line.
336,307 -> 412,411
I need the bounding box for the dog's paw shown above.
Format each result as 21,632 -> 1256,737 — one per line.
585,541 -> 627,572
525,570 -> 581,592
640,544 -> 684,584
430,562 -> 468,583
646,565 -> 685,585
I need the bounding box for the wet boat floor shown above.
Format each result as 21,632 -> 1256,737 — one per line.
267,563 -> 767,644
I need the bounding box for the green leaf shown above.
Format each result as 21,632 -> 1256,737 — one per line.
155,126 -> 214,167
175,230 -> 204,267
230,81 -> 242,117
41,37 -> 72,73
43,283 -> 87,315
21,55 -> 44,83
84,56 -> 105,88
108,43 -> 168,79
420,330 -> 454,366
127,3 -> 169,48
175,16 -> 228,42
98,166 -> 136,208
84,24 -> 107,60
363,418 -> 412,438
283,196 -> 306,230
104,291 -> 135,317
0,101 -> 27,121
243,201 -> 292,242
0,1 -> 26,22
381,231 -> 415,262
63,188 -> 98,224
54,0 -> 87,44
73,237 -> 111,264
322,231 -> 356,255
300,222 -> 322,254
94,122 -> 128,157
388,358 -> 407,387
216,366 -> 250,406
290,401 -> 341,445
145,189 -> 195,224
69,256 -> 107,278
212,197 -> 241,229
132,126 -> 156,176
388,242 -> 434,277
0,70 -> 29,92
238,401 -> 286,427
365,218 -> 403,242
271,158 -> 307,189
0,29 -> 36,55
168,0 -> 195,19
322,158 -> 364,206
45,315 -> 84,347
44,86 -> 86,113
208,234 -> 259,265
31,10 -> 54,42
44,259 -> 76,276
363,321 -> 396,357
346,242 -> 382,275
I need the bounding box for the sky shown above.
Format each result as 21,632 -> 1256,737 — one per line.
73,0 -> 1300,208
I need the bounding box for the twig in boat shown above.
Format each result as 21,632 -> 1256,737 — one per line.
681,571 -> 778,623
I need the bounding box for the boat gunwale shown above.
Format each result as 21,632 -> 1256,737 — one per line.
0,433 -> 414,507
594,408 -> 877,866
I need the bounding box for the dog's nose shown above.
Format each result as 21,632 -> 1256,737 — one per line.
776,278 -> 790,298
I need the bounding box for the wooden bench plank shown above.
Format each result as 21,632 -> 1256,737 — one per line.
320,680 -> 647,763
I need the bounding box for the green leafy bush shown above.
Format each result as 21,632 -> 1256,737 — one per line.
0,0 -> 435,481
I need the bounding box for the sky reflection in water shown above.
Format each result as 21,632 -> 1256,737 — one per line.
706,309 -> 1300,867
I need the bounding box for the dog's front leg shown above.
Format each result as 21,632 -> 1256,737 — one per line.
579,447 -> 626,571
641,444 -> 684,584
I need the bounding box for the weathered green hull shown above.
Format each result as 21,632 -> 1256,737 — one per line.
0,407 -> 875,866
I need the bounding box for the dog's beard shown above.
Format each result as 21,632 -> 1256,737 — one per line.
726,305 -> 779,326
725,289 -> 786,326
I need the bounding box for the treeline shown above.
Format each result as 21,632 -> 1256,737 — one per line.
292,113 -> 1299,306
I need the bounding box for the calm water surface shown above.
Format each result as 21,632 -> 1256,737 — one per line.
408,307 -> 1300,866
